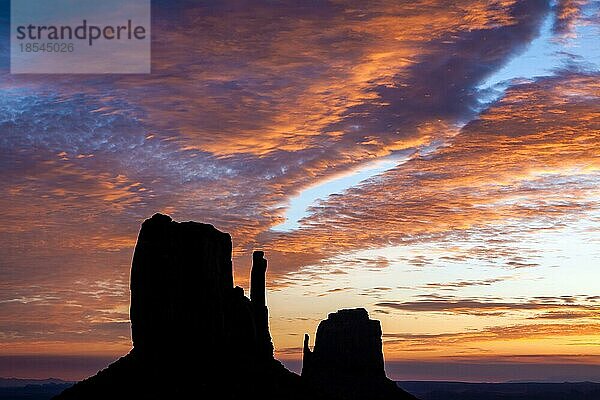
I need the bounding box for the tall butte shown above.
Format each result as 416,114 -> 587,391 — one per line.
54,213 -> 303,399
54,213 -> 418,399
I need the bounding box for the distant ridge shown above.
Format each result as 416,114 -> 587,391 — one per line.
0,378 -> 72,388
0,379 -> 73,400
397,381 -> 600,400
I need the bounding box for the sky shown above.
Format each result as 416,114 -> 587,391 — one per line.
0,0 -> 599,382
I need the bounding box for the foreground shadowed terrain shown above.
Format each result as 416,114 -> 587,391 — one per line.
53,214 -> 416,399
398,381 -> 600,400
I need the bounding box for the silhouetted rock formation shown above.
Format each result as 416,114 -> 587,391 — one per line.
303,308 -> 418,400
251,250 -> 274,357
54,214 -> 418,400
54,214 -> 303,400
130,213 -> 233,357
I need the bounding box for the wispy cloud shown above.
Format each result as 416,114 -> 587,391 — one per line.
376,294 -> 600,316
384,322 -> 600,346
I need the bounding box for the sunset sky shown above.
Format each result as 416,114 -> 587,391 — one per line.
1,0 -> 600,382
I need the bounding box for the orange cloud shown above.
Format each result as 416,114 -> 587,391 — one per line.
259,73 -> 600,275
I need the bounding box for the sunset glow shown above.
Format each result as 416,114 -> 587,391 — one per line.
1,0 -> 599,382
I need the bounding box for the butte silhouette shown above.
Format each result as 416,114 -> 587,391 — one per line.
54,213 -> 417,399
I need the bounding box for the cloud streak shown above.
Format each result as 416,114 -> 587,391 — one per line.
376,294 -> 600,316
